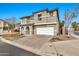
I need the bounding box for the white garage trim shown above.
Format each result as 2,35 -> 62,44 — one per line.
36,27 -> 54,35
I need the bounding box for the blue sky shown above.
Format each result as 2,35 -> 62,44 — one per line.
0,3 -> 79,23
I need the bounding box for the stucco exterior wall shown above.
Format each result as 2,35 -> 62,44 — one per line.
20,9 -> 60,36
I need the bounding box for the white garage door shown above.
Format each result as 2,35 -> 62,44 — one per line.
36,27 -> 54,35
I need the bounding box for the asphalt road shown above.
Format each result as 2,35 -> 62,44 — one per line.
0,40 -> 39,56
74,31 -> 79,35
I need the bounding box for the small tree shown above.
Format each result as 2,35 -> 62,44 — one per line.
5,17 -> 16,31
64,7 -> 79,36
9,24 -> 15,31
6,17 -> 16,25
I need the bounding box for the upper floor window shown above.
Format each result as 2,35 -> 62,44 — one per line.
50,13 -> 53,16
38,14 -> 42,21
21,19 -> 27,24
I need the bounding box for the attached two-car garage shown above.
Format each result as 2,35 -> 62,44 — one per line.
36,27 -> 55,36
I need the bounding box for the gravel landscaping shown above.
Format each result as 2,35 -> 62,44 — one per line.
3,34 -> 77,42
48,35 -> 77,42
2,34 -> 25,41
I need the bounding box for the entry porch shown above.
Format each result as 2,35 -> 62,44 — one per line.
20,24 -> 34,35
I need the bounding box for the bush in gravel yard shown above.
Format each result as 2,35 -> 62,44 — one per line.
48,35 -> 76,42
48,37 -> 61,42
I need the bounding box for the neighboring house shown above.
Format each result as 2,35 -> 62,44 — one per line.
0,19 -> 10,33
20,8 -> 60,36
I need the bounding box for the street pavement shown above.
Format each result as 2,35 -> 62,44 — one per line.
0,40 -> 39,56
74,31 -> 79,35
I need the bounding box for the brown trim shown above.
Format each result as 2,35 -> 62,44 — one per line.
34,23 -> 56,26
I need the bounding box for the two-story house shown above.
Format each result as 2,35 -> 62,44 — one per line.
20,8 -> 60,36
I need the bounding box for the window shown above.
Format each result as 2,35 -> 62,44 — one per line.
26,27 -> 29,31
50,13 -> 53,16
38,14 -> 42,21
38,18 -> 42,21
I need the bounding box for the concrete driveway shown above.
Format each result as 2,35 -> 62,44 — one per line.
12,35 -> 52,49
